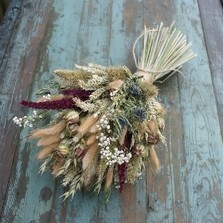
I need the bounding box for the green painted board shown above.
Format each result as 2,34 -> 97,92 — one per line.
1,0 -> 223,222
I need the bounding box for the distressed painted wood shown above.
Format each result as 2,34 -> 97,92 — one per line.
0,0 -> 9,21
175,0 -> 223,222
1,0 -> 223,222
0,0 -> 54,220
197,0 -> 223,137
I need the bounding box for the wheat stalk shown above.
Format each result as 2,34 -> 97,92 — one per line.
133,22 -> 196,82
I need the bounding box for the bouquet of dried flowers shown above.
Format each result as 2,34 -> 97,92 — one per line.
14,22 -> 195,201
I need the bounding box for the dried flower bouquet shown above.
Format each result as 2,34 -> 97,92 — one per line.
14,22 -> 195,201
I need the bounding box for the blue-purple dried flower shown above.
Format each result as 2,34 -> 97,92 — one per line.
129,84 -> 142,97
133,108 -> 146,122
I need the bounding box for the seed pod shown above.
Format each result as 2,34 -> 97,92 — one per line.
65,111 -> 79,123
148,134 -> 159,145
68,123 -> 79,133
57,145 -> 69,156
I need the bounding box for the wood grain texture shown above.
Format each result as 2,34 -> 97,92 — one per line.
1,0 -> 223,222
198,0 -> 223,137
0,0 -> 54,220
175,0 -> 223,222
142,1 -> 189,222
0,0 -> 23,64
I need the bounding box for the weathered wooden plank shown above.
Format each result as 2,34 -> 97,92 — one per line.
0,0 -> 55,221
47,1 -> 121,222
109,1 -> 147,223
1,0 -> 223,222
197,0 -> 223,137
175,0 -> 223,222
0,0 -> 9,21
142,1 -> 189,222
0,0 -> 23,64
49,0 -> 144,222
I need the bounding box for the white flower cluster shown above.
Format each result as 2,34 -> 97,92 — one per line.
110,90 -> 118,97
97,114 -> 111,132
13,110 -> 42,127
97,113 -> 132,166
42,94 -> 51,101
100,147 -> 132,166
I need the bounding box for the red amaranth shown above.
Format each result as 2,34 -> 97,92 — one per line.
20,98 -> 77,109
124,131 -> 132,151
118,163 -> 127,192
21,89 -> 92,110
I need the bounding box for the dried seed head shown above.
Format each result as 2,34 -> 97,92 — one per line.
65,111 -> 79,123
57,145 -> 70,156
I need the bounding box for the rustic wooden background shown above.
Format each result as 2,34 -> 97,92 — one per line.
0,0 -> 223,222
0,0 -> 9,21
